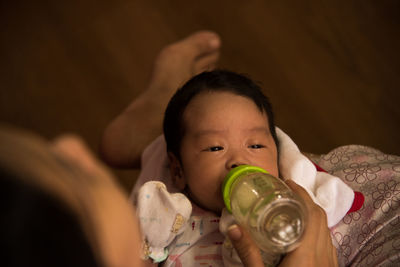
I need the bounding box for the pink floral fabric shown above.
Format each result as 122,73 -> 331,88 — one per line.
310,145 -> 400,266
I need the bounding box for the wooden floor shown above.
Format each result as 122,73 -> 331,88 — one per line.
1,0 -> 399,191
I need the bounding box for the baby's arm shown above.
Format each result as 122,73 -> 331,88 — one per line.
137,181 -> 192,265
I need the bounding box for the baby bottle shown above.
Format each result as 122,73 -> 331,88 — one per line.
222,165 -> 307,266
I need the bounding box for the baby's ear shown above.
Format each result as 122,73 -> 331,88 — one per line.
168,152 -> 186,191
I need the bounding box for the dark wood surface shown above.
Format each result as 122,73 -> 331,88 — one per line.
1,0 -> 399,190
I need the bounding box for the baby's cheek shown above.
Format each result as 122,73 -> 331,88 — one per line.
196,185 -> 216,203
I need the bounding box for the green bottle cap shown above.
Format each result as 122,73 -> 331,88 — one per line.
222,165 -> 268,213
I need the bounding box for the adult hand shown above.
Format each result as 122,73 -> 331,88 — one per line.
227,180 -> 338,267
227,223 -> 264,267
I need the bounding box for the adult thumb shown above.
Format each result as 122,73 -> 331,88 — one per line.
227,224 -> 264,267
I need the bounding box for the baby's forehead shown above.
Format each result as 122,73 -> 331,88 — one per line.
186,90 -> 267,113
185,90 -> 266,113
182,97 -> 269,135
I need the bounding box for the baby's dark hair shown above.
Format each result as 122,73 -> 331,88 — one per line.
163,70 -> 279,160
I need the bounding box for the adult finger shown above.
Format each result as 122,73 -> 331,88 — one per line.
227,224 -> 264,267
282,180 -> 338,267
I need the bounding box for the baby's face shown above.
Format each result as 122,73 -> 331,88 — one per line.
178,91 -> 279,213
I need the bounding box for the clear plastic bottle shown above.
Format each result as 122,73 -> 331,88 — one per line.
222,165 -> 307,266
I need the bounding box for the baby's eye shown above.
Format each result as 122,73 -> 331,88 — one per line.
206,146 -> 224,152
249,144 -> 265,149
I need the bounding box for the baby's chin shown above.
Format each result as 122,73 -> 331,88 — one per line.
188,189 -> 225,214
207,201 -> 226,215
194,199 -> 225,215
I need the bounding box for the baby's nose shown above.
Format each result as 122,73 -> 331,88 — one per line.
226,154 -> 248,170
230,163 -> 241,169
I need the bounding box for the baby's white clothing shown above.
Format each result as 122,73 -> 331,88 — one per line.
137,181 -> 225,266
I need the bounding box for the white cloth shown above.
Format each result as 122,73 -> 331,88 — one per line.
275,128 -> 354,227
136,181 -> 192,262
137,181 -> 225,266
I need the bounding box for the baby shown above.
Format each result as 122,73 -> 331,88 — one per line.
133,70 -> 362,266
